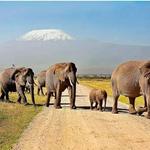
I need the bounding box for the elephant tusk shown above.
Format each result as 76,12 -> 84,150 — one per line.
68,77 -> 74,87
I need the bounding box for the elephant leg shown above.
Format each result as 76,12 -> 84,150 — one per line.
112,94 -> 119,114
90,101 -> 93,110
68,86 -> 72,106
129,97 -> 137,114
55,90 -> 62,109
17,94 -> 21,104
147,107 -> 150,119
145,95 -> 150,119
95,101 -> 98,109
58,92 -> 62,107
37,87 -> 40,95
40,87 -> 44,96
98,100 -> 103,112
68,86 -> 76,109
22,93 -> 28,105
144,95 -> 147,108
54,92 -> 56,99
20,89 -> 28,105
5,92 -> 11,103
0,92 -> 5,102
16,85 -> 28,105
103,98 -> 107,111
137,95 -> 147,116
46,91 -> 52,107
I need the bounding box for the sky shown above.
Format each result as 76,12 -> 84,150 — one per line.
0,2 -> 150,45
0,2 -> 150,74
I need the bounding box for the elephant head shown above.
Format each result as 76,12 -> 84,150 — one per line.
63,63 -> 77,85
138,61 -> 150,117
53,63 -> 77,85
11,67 -> 35,106
139,61 -> 150,87
140,61 -> 150,78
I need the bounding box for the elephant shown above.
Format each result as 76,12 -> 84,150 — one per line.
46,62 -> 77,109
89,89 -> 107,111
37,70 -> 46,96
111,60 -> 150,118
0,67 -> 35,106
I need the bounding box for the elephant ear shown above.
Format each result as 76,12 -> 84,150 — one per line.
52,64 -> 67,82
140,61 -> 150,78
11,69 -> 21,80
64,62 -> 77,73
22,68 -> 34,77
64,63 -> 70,72
57,66 -> 68,82
64,63 -> 76,72
62,63 -> 77,81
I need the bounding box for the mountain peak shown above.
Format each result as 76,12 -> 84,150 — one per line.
19,29 -> 74,41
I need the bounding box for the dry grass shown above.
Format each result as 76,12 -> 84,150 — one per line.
0,87 -> 47,150
79,78 -> 144,107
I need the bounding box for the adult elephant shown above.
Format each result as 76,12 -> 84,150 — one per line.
0,67 -> 35,105
46,62 -> 77,109
111,60 -> 150,119
37,70 -> 46,95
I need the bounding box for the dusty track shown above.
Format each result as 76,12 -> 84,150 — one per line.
13,84 -> 150,150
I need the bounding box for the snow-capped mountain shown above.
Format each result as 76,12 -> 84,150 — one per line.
19,29 -> 74,41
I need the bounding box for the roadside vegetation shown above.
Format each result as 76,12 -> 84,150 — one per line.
79,77 -> 144,107
0,88 -> 46,150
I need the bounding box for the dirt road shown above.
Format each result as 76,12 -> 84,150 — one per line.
13,84 -> 150,150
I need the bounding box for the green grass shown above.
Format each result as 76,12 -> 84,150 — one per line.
79,78 -> 144,107
0,88 -> 46,150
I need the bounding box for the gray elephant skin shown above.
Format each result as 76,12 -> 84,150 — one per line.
111,60 -> 150,119
37,70 -> 46,96
0,67 -> 35,105
46,62 -> 77,109
89,89 -> 107,111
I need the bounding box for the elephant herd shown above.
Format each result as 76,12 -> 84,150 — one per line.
0,60 -> 150,119
0,62 -> 77,109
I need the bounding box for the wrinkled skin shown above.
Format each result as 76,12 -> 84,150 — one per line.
37,70 -> 46,96
89,89 -> 107,111
46,62 -> 77,109
0,67 -> 35,106
111,60 -> 150,119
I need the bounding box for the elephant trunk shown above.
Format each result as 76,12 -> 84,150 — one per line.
69,73 -> 77,109
71,82 -> 76,109
30,84 -> 35,106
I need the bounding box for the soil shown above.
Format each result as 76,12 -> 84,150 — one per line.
13,84 -> 150,150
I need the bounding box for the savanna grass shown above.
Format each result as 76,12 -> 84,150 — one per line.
0,87 -> 46,150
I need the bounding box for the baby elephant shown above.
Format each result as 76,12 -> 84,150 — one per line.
89,89 -> 107,111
